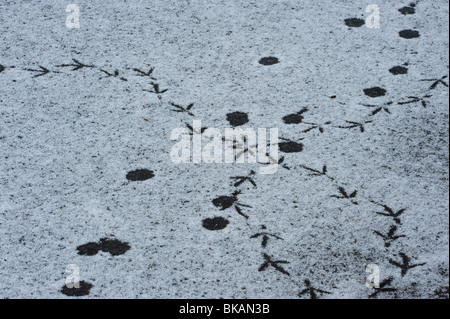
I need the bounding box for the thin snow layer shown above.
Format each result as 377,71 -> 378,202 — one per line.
0,0 -> 448,299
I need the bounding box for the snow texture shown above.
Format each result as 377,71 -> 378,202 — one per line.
0,0 -> 449,299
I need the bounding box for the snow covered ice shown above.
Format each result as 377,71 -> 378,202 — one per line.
0,0 -> 448,299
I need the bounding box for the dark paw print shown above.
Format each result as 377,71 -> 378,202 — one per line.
399,29 -> 420,39
363,87 -> 386,98
202,217 -> 229,230
258,57 -> 279,66
279,141 -> 302,153
282,108 -> 308,124
212,194 -> 237,210
61,281 -> 93,297
77,238 -> 131,256
126,169 -> 154,181
389,65 -> 408,75
399,4 -> 415,15
344,18 -> 365,28
76,242 -> 99,256
278,138 -> 303,153
226,111 -> 249,127
212,191 -> 251,219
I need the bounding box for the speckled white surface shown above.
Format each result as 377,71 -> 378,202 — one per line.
0,0 -> 448,298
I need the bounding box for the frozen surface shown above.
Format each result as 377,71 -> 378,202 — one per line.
0,0 -> 449,298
